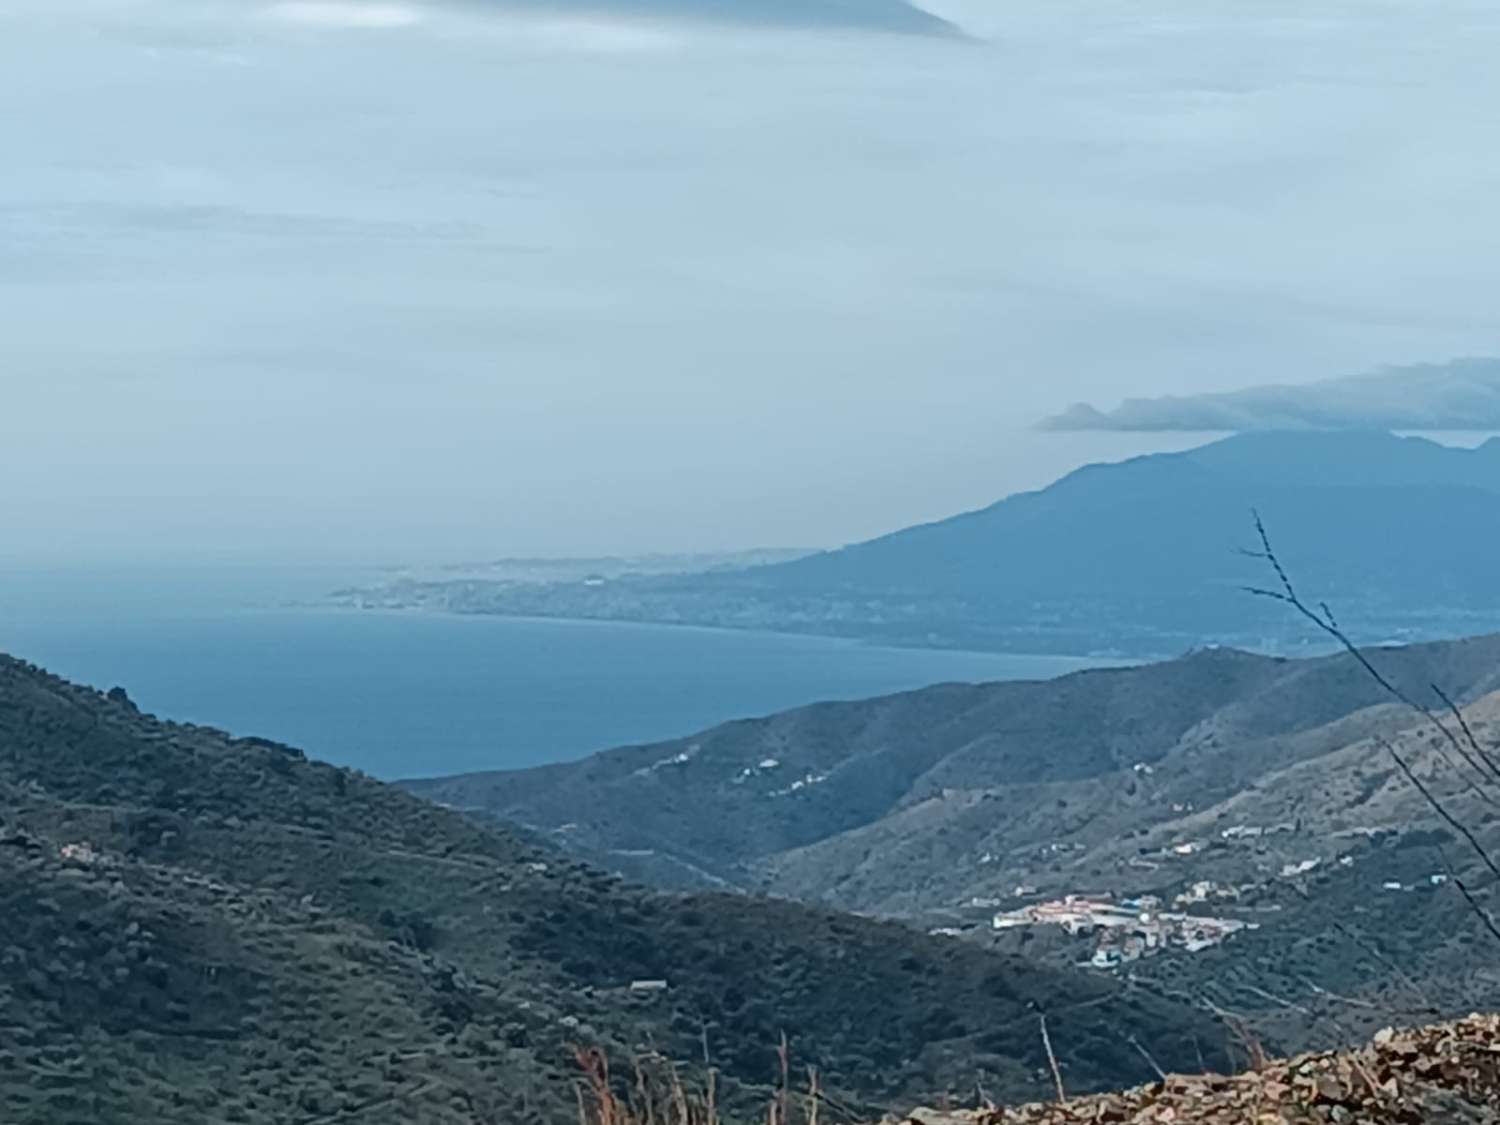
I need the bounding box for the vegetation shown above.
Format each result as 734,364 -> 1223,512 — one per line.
411,627 -> 1500,1059
0,654 -> 1224,1124
408,633 -> 1500,912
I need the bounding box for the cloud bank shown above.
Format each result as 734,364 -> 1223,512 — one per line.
12,0 -> 1500,565
266,2 -> 424,28
1038,359 -> 1500,433
452,0 -> 955,34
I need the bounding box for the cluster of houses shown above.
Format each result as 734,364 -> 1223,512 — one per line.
991,894 -> 1254,968
1174,879 -> 1241,907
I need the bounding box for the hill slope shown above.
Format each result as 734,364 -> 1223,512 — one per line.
410,633 -> 1500,1053
407,634 -> 1500,906
0,654 -> 1222,1124
340,431 -> 1500,654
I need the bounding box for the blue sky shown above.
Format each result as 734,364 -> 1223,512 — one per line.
5,0 -> 1500,563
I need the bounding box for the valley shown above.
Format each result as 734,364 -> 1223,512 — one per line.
409,633 -> 1500,1054
0,654 -> 1223,1123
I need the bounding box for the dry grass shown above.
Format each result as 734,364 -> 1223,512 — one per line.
573,1039 -> 837,1125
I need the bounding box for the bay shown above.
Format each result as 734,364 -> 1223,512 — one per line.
0,566 -> 1106,780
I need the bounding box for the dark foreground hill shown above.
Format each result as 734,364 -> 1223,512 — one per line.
0,655 -> 1223,1125
341,431 -> 1500,654
411,633 -> 1500,1054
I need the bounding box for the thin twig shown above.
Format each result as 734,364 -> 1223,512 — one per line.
1038,1013 -> 1066,1104
1199,996 -> 1266,1072
1432,682 -> 1500,785
1282,878 -> 1442,1014
1382,739 -> 1500,883
774,1032 -> 790,1125
1128,1035 -> 1168,1082
1246,511 -> 1500,928
1436,843 -> 1500,948
1243,511 -> 1498,798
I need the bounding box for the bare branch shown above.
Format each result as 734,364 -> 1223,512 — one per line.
1248,512 -> 1500,792
1038,1013 -> 1066,1105
1382,738 -> 1500,883
1432,682 -> 1500,786
1127,1035 -> 1167,1082
1283,880 -> 1443,1015
1435,844 -> 1500,948
1245,512 -> 1500,944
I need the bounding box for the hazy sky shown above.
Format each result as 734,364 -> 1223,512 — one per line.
6,0 -> 1500,564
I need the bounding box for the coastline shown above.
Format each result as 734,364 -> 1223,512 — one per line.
318,598 -> 1153,665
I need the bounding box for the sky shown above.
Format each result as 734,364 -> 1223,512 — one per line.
5,0 -> 1500,565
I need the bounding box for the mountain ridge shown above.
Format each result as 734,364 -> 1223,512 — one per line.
338,431 -> 1500,655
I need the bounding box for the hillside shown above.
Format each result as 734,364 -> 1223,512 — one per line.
409,633 -> 1500,1052
338,431 -> 1500,655
407,634 -> 1500,905
0,654 -> 1223,1124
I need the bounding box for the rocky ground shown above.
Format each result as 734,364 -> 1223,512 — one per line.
903,1015 -> 1500,1124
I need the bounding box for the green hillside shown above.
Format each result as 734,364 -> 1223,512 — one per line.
0,654 -> 1222,1124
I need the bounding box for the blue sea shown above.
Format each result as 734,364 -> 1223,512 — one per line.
0,565 -> 1110,780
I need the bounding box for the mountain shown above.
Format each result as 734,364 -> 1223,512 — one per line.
1037,356 -> 1500,432
337,431 -> 1500,655
0,654 -> 1223,1125
408,632 -> 1500,1051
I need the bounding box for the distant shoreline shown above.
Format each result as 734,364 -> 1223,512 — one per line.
318,598 -> 1167,665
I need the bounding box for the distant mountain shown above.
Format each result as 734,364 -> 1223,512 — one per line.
410,631 -> 1500,1054
1038,357 -> 1500,432
463,0 -> 958,34
0,654 -> 1221,1124
344,431 -> 1500,655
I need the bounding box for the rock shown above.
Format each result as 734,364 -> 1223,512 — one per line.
940,1015 -> 1500,1124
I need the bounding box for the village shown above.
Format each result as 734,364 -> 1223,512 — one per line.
969,816 -> 1462,971
990,893 -> 1255,968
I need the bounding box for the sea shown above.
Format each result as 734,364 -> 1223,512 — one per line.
0,564 -> 1109,781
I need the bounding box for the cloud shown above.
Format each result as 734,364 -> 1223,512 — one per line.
257,0 -> 952,42
1037,359 -> 1500,433
449,0 -> 955,35
264,2 -> 424,29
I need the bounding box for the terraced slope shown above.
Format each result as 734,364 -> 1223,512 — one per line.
408,635 -> 1500,910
